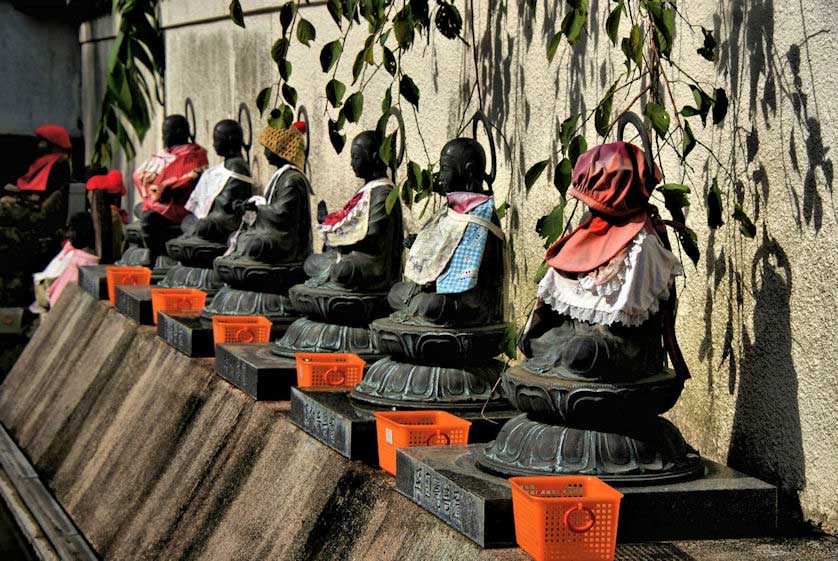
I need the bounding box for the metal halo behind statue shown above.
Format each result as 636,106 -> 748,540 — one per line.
295,105 -> 311,174
184,98 -> 197,144
471,110 -> 497,186
381,106 -> 406,178
238,102 -> 253,164
617,111 -> 653,170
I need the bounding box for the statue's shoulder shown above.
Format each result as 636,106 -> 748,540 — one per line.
224,156 -> 250,176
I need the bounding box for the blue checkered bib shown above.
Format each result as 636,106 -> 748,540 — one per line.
436,200 -> 497,294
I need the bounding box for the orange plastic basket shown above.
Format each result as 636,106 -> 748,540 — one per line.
150,288 -> 207,324
374,410 -> 472,476
212,315 -> 272,345
105,266 -> 151,304
294,353 -> 366,389
509,476 -> 623,561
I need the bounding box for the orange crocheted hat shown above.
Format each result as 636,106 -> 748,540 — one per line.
259,122 -> 306,169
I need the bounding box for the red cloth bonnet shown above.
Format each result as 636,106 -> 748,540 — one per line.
35,125 -> 72,151
546,141 -> 661,273
86,170 -> 126,196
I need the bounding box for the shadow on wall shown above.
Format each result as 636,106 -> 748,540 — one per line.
726,228 -> 806,532
700,0 -> 836,532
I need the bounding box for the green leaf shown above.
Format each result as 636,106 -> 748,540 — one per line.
595,84 -> 615,137
379,131 -> 395,165
268,105 -> 293,129
525,160 -> 549,194
281,83 -> 297,107
385,182 -> 401,214
401,180 -> 413,209
381,88 -> 392,113
658,183 -> 691,194
496,201 -> 510,219
271,38 -> 289,63
328,118 -> 346,153
681,121 -> 696,160
645,0 -> 675,57
256,87 -> 273,117
279,2 -> 297,35
326,79 -> 346,108
410,0 -> 430,27
229,0 -> 245,28
393,7 -> 415,48
382,46 -> 397,75
605,1 -> 623,46
554,157 -> 573,197
621,24 -> 643,70
680,106 -> 701,117
732,203 -> 756,238
560,114 -> 580,152
535,200 -> 567,248
645,102 -> 670,137
707,176 -> 724,228
679,227 -> 701,266
567,135 -> 587,165
435,1 -> 463,39
320,40 -> 343,72
501,321 -> 518,360
352,49 -> 366,84
560,0 -> 588,44
547,32 -> 561,63
327,0 -> 343,28
400,75 -> 420,108
344,91 -> 364,123
404,161 -> 420,188
690,85 -> 713,126
378,29 -> 391,47
278,59 -> 292,81
659,183 -> 691,219
712,88 -> 728,125
696,26 -> 716,61
296,18 -> 317,47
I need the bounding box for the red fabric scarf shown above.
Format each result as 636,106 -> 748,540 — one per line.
136,144 -> 208,223
546,142 -> 660,274
16,153 -> 66,192
322,190 -> 366,226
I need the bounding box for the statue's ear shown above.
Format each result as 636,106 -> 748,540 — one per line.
463,161 -> 478,189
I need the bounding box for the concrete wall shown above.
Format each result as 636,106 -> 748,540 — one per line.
0,3 -> 81,136
78,0 -> 838,532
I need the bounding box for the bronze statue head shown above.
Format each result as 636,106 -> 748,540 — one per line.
438,138 -> 487,193
350,131 -> 388,181
162,115 -> 190,148
213,119 -> 244,158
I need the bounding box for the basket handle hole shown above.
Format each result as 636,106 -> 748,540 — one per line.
426,433 -> 450,446
324,367 -> 345,386
564,503 -> 596,533
236,328 -> 256,343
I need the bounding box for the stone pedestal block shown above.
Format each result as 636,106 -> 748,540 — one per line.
396,445 -> 777,547
157,312 -> 214,357
115,286 -> 154,325
215,343 -> 296,400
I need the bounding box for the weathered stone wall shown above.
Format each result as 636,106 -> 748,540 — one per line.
0,4 -> 81,137
5,286 -> 836,560
78,0 -> 838,532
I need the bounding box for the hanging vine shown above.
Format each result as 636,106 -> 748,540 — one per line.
230,0 -> 754,273
91,0 -> 164,167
